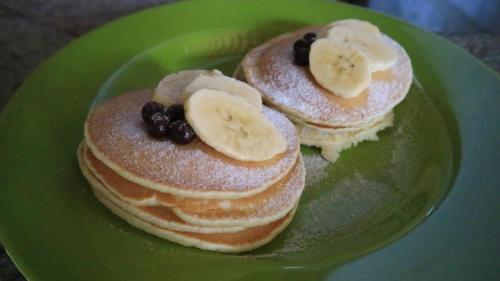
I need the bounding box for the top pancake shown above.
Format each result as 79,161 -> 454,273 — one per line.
241,26 -> 413,127
84,90 -> 300,199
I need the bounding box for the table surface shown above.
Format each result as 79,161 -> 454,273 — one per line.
0,0 -> 499,280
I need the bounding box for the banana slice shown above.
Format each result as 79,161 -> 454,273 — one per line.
185,89 -> 287,162
320,19 -> 380,37
153,69 -> 216,106
309,38 -> 371,98
326,26 -> 396,72
183,73 -> 262,111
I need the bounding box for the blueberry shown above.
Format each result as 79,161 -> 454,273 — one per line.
146,122 -> 168,138
294,49 -> 309,66
141,101 -> 164,123
293,39 -> 308,52
145,112 -> 169,138
150,112 -> 170,127
168,120 -> 196,144
165,104 -> 185,122
293,33 -> 316,66
303,32 -> 317,43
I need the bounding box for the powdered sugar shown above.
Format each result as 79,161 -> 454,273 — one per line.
252,171 -> 393,257
302,152 -> 330,187
85,90 -> 300,195
284,173 -> 389,251
242,27 -> 413,127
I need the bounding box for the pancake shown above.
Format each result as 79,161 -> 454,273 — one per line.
82,142 -> 305,227
240,26 -> 412,127
296,111 -> 394,146
289,109 -> 387,131
93,188 -> 296,253
78,147 -> 246,233
85,90 -> 300,199
298,111 -> 394,163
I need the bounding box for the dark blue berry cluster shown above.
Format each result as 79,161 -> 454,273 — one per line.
141,102 -> 196,144
293,32 -> 317,66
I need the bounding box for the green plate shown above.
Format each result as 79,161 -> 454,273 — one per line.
0,0 -> 498,280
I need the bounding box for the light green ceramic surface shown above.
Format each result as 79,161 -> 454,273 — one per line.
0,1 -> 498,280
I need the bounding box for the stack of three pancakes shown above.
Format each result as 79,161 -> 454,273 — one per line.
78,90 -> 304,253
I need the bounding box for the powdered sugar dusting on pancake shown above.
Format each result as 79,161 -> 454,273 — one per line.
85,90 -> 299,198
242,27 -> 412,127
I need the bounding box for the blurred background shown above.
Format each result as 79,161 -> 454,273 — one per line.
349,0 -> 500,33
0,0 -> 499,280
1,0 -> 499,112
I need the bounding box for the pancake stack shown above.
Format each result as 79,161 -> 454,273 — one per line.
237,20 -> 413,162
79,81 -> 305,252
